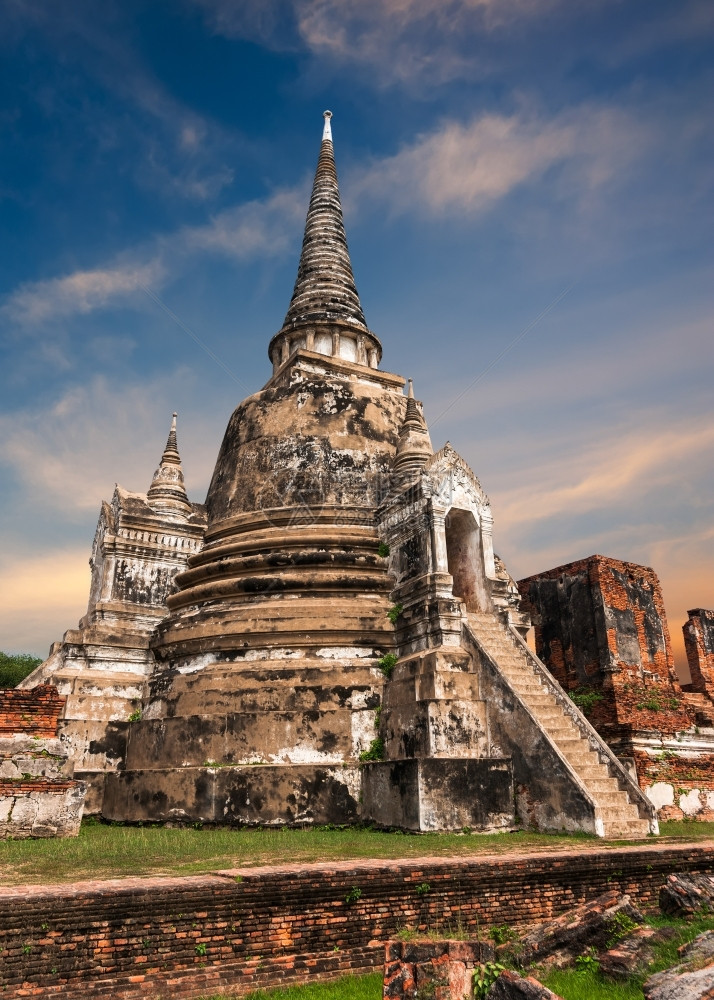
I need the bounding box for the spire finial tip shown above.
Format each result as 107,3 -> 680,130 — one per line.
322,110 -> 333,141
407,378 -> 414,398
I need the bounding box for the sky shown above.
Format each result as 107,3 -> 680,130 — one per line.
1,0 -> 712,675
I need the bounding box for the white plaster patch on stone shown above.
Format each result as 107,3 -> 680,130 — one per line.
327,764 -> 361,799
351,709 -> 377,756
176,653 -> 219,674
646,782 -> 675,810
316,647 -> 373,659
240,648 -> 304,662
347,689 -> 380,710
272,745 -> 342,764
679,788 -> 702,816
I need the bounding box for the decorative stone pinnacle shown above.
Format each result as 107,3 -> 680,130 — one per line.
147,412 -> 192,516
323,110 -> 333,141
408,378 -> 414,398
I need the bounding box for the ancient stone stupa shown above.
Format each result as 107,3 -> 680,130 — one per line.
24,112 -> 657,838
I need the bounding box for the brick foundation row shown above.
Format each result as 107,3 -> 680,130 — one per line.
1,842 -> 712,999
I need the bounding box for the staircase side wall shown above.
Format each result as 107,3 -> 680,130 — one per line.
464,632 -> 599,834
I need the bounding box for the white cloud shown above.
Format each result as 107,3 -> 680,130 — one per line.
2,183 -> 307,327
2,259 -> 166,326
180,185 -> 307,258
0,372 -> 220,515
348,104 -> 651,217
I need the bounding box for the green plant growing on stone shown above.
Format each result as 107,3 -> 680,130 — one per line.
344,886 -> 362,904
568,687 -> 603,716
473,961 -> 506,999
490,923 -> 515,945
386,604 -> 403,625
378,654 -> 398,678
359,738 -> 385,762
415,882 -> 431,896
127,709 -> 142,723
374,705 -> 382,729
606,910 -> 639,946
195,942 -> 207,956
377,543 -> 390,558
574,948 -> 599,974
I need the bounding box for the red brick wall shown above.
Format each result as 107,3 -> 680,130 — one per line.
518,556 -> 696,748
0,687 -> 65,737
0,845 -> 711,999
684,609 -> 714,697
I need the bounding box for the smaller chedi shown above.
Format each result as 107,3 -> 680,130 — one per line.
19,112 -> 661,837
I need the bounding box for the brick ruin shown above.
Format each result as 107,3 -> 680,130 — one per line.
0,686 -> 85,838
519,556 -> 714,821
13,111 -> 662,838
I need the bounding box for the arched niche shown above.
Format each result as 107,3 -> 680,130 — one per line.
444,507 -> 491,612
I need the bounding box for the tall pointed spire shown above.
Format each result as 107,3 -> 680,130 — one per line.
147,413 -> 192,517
269,111 -> 382,373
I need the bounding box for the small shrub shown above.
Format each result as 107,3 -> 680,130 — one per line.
490,923 -> 515,945
127,709 -> 142,723
378,653 -> 398,678
575,949 -> 599,973
415,882 -> 431,896
606,910 -> 639,946
377,543 -> 390,557
359,738 -> 385,762
568,687 -> 603,716
473,962 -> 507,999
195,942 -> 207,956
345,886 -> 362,904
387,603 -> 404,625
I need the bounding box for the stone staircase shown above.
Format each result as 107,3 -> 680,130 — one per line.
468,612 -> 654,839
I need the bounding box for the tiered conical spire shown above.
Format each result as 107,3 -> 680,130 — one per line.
147,413 -> 192,517
394,379 -> 433,476
269,112 -> 382,372
281,110 -> 367,333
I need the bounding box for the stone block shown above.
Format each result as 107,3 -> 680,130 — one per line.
363,757 -> 514,832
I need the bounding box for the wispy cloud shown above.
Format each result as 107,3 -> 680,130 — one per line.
2,184 -> 307,327
348,104 -> 651,217
0,372 -> 220,515
498,421 -> 714,529
2,260 -> 166,325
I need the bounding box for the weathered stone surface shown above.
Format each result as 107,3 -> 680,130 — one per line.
644,931 -> 714,999
486,970 -> 564,999
660,873 -> 714,916
363,757 -> 514,832
512,891 -> 644,966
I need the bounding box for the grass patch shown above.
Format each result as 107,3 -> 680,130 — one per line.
206,973 -> 382,999
0,819 -> 710,887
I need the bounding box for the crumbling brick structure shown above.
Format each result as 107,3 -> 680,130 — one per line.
0,686 -> 85,838
519,556 -> 714,821
683,609 -> 714,724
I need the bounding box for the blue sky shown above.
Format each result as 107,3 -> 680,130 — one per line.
1,0 -> 712,672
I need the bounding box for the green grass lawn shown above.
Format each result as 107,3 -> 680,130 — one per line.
0,818 -> 711,886
211,973 -> 383,1000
